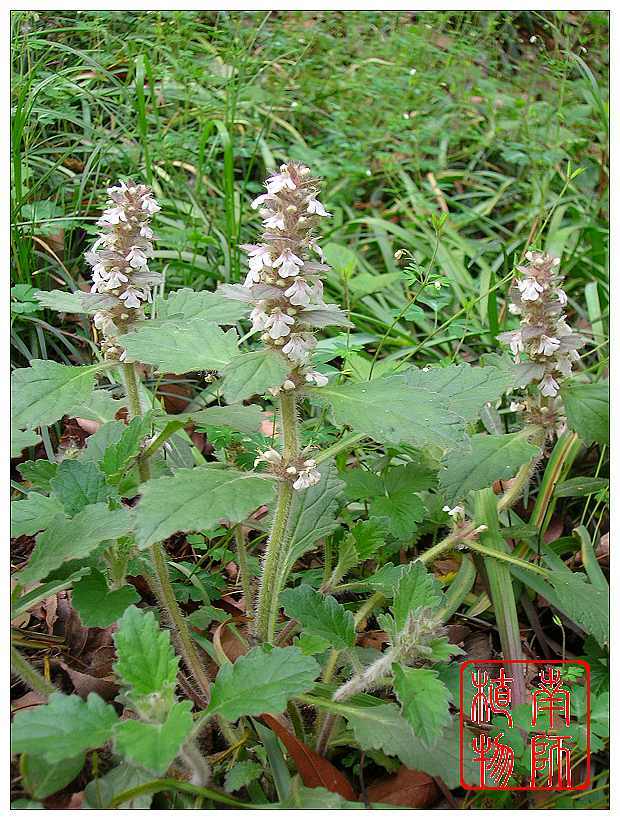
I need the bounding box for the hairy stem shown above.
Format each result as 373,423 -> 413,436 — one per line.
123,361 -> 211,703
233,525 -> 253,618
11,646 -> 56,698
253,391 -> 300,643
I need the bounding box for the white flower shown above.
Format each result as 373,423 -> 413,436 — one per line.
443,505 -> 464,518
97,206 -> 126,226
141,194 -> 160,214
309,240 -> 324,261
538,374 -> 560,397
508,302 -> 523,315
273,249 -> 304,278
305,370 -> 328,387
265,308 -> 295,339
509,401 -> 525,412
107,181 -> 128,196
537,335 -> 561,356
556,288 -> 568,306
119,287 -> 146,309
250,305 -> 270,332
266,169 -> 296,195
498,329 -> 523,356
126,247 -> 149,269
251,193 -> 272,210
306,197 -> 331,217
262,211 -> 286,230
285,278 -> 313,306
518,278 -> 544,301
106,269 -> 129,289
140,224 -> 154,240
293,465 -> 321,490
243,268 -> 263,288
93,311 -> 118,337
282,333 -> 315,364
247,245 -> 273,273
254,448 -> 282,467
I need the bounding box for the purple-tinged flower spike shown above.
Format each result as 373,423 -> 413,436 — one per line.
219,161 -> 351,397
498,250 -> 585,436
85,180 -> 162,361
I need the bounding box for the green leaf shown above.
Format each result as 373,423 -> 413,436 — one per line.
402,363 -> 515,422
224,761 -> 263,793
114,701 -> 193,775
208,646 -> 320,721
313,375 -> 468,450
280,585 -> 355,649
154,287 -> 248,325
72,570 -> 140,628
119,319 -> 239,375
323,242 -> 358,279
222,349 -> 291,403
100,416 -> 149,481
12,360 -> 99,429
135,466 -> 275,548
11,492 -> 64,538
69,390 -> 127,423
11,429 -> 42,458
113,605 -> 179,697
561,381 -> 609,445
17,459 -> 58,491
83,764 -> 153,809
273,464 -> 344,594
392,665 -> 451,745
50,459 -> 115,515
370,464 -> 428,539
439,432 -> 539,503
391,561 -> 443,632
11,693 -> 118,763
170,404 -> 263,434
20,504 -> 133,585
21,753 -> 85,800
80,421 -> 126,462
554,476 -> 609,498
350,519 -> 386,560
34,290 -> 88,314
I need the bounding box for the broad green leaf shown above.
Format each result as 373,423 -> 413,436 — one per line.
80,421 -> 126,463
135,466 -> 275,548
100,416 -> 149,481
72,570 -> 140,628
11,693 -> 118,763
280,585 -> 355,649
370,464 -> 428,539
11,492 -> 64,538
69,389 -> 127,423
208,646 -> 320,721
21,753 -> 85,800
34,290 -> 88,314
17,459 -> 58,491
50,459 -> 115,515
83,764 -> 153,809
11,429 -> 41,458
119,320 -> 238,375
402,363 -> 515,422
439,432 -> 539,503
392,665 -> 451,745
20,504 -> 133,585
222,349 -> 290,403
154,287 -> 248,324
113,605 -> 179,697
312,375 -> 468,450
273,464 -> 344,595
169,404 -> 263,434
114,701 -> 193,774
224,760 -> 263,793
350,519 -> 386,561
12,360 -> 99,429
391,561 -> 443,633
323,242 -> 358,278
349,272 -> 401,297
561,381 -> 609,445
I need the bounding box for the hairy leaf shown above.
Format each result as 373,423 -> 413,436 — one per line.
154,287 -> 248,325
561,381 -> 609,445
12,360 -> 99,429
11,693 -> 118,763
391,561 -> 443,633
222,349 -> 291,403
11,492 -> 64,538
11,429 -> 42,458
50,459 -> 115,515
135,466 -> 275,548
114,701 -> 193,774
34,289 -> 90,314
113,605 -> 179,697
72,570 -> 140,628
439,432 -> 539,503
392,665 -> 451,745
281,585 -> 355,649
21,753 -> 85,800
209,647 -> 320,721
17,459 -> 58,491
119,320 -> 238,375
166,404 -> 263,434
20,504 -> 133,585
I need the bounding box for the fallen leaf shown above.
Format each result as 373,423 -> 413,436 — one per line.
260,714 -> 358,801
367,767 -> 439,808
58,660 -> 118,701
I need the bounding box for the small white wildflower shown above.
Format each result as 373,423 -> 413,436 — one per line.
529,35 -> 537,43
538,373 -> 560,397
141,194 -> 161,215
293,465 -> 321,491
556,288 -> 568,306
254,448 -> 283,467
126,247 -> 149,269
262,211 -> 286,230
286,466 -> 298,475
119,287 -> 145,309
273,249 -> 304,278
306,197 -> 331,217
510,401 -> 525,412
265,308 -> 295,339
98,206 -> 126,226
250,305 -> 270,332
443,505 -> 464,518
284,278 -> 314,306
409,68 -> 417,75
537,335 -> 561,356
281,333 -> 315,364
305,370 -> 328,387
518,278 -> 544,301
266,169 -> 296,195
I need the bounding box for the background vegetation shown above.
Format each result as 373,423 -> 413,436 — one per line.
11,10 -> 609,810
